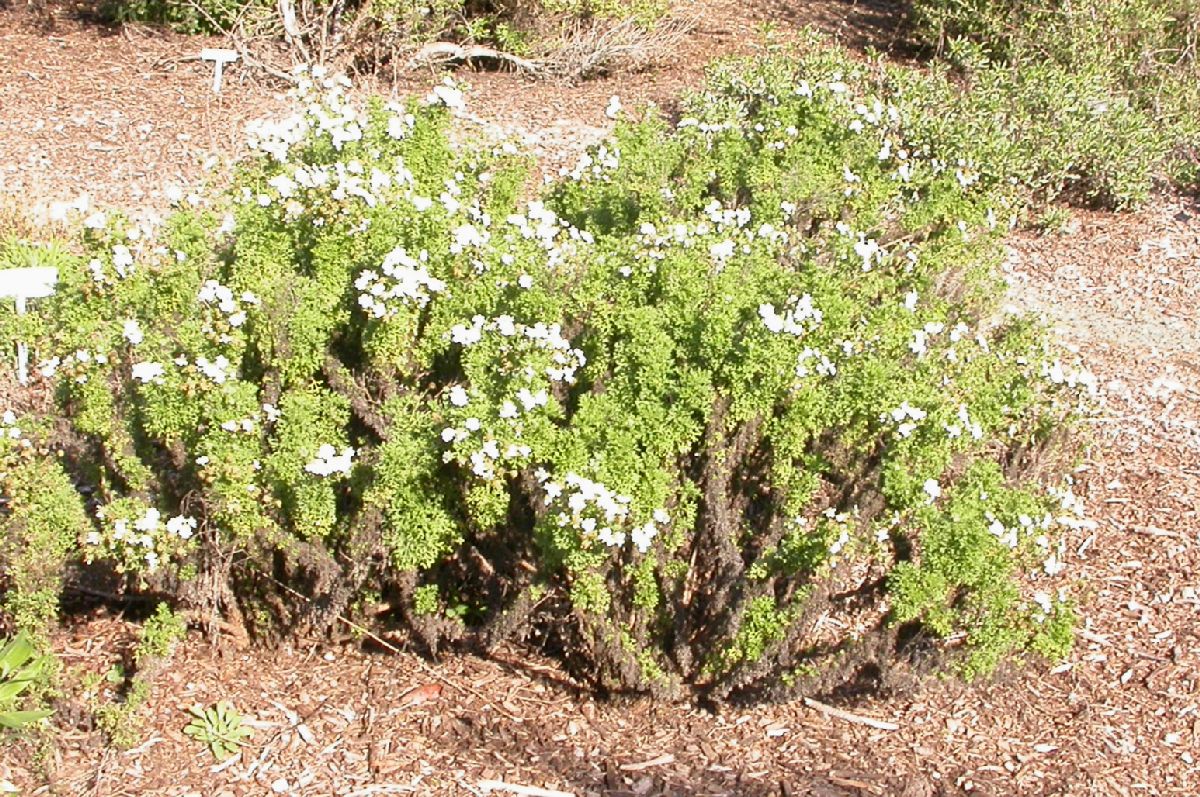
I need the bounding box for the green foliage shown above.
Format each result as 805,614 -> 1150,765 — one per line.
88,604 -> 187,749
0,412 -> 89,637
183,701 -> 254,761
907,0 -> 1200,207
135,603 -> 188,664
24,50 -> 1089,702
0,633 -> 52,731
537,0 -> 667,25
103,0 -> 275,34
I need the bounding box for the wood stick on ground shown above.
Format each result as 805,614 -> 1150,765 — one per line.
802,696 -> 900,731
477,780 -> 574,797
406,42 -> 541,74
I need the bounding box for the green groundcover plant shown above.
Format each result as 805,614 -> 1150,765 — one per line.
2,45 -> 1094,702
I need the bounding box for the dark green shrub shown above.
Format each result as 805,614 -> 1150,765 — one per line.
103,0 -> 670,68
20,53 -> 1088,702
103,0 -> 275,35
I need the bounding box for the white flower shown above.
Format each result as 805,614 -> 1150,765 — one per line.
196,355 -> 232,384
923,478 -> 942,503
166,514 -> 197,540
449,386 -> 470,407
122,319 -> 144,345
427,80 -> 466,112
112,245 -> 134,277
131,362 -> 165,383
605,95 -> 622,119
710,239 -> 736,262
910,329 -> 928,356
854,237 -> 880,270
890,401 -> 926,423
305,444 -> 355,476
516,388 -> 547,411
631,522 -> 657,553
268,174 -> 298,198
135,508 -> 161,532
598,527 -> 626,547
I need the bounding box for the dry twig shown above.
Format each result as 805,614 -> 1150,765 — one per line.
802,696 -> 900,731
477,780 -> 574,797
406,41 -> 541,74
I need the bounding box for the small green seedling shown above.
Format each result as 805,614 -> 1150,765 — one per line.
0,632 -> 52,730
183,701 -> 253,761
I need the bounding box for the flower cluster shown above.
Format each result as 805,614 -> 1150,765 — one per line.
795,347 -> 837,379
503,201 -> 595,270
909,321 -> 946,358
198,279 -> 259,331
538,470 -> 669,554
305,444 -> 355,477
86,502 -> 197,574
759,294 -> 823,337
246,67 -> 363,163
131,361 -> 165,384
426,78 -> 466,113
355,247 -> 446,318
37,348 -> 108,383
450,315 -> 586,384
884,400 -> 927,438
1042,359 -> 1098,394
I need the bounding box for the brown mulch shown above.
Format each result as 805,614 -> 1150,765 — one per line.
3,2 -> 1200,795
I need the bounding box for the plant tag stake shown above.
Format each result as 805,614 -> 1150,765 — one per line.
0,267 -> 57,385
200,48 -> 239,94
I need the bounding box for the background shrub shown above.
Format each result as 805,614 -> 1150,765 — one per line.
102,0 -> 674,78
907,0 -> 1200,207
6,48 -> 1090,703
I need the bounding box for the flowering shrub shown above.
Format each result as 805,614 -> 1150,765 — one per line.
14,52 -> 1092,701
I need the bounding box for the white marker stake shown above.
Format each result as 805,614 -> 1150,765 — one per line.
0,266 -> 57,385
200,48 -> 239,94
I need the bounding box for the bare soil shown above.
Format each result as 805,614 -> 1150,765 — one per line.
2,2 -> 1199,795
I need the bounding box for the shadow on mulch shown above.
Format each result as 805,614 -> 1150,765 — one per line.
751,0 -> 927,61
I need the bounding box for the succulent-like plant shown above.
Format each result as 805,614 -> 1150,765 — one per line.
0,632 -> 52,730
183,700 -> 254,761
